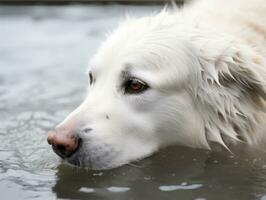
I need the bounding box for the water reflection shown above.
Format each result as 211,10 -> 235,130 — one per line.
53,146 -> 207,200
52,146 -> 266,200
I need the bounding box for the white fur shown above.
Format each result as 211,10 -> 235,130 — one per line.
58,0 -> 266,169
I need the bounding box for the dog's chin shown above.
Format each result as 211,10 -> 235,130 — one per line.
64,159 -> 123,171
61,150 -> 125,170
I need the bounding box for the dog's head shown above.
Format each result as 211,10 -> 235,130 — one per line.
47,12 -> 266,169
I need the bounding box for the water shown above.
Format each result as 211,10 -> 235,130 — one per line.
1,4 -> 266,200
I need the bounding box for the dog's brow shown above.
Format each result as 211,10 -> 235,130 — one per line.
120,64 -> 133,80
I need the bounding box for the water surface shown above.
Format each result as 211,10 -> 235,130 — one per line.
1,5 -> 266,200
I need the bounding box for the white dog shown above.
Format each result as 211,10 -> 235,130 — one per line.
47,0 -> 266,170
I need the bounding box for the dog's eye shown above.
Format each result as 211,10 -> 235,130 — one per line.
124,78 -> 149,94
89,72 -> 93,85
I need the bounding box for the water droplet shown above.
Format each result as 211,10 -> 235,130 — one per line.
79,187 -> 95,193
107,186 -> 131,193
159,183 -> 203,191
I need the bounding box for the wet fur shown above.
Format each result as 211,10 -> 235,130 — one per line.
57,0 -> 266,169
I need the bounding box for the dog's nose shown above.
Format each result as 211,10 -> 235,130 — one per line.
47,129 -> 80,158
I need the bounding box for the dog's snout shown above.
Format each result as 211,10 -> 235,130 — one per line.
47,129 -> 81,159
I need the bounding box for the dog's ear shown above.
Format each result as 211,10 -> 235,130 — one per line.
196,42 -> 266,146
198,42 -> 266,104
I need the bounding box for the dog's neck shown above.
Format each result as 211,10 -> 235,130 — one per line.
190,33 -> 266,149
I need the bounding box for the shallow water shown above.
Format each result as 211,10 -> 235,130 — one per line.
1,4 -> 266,200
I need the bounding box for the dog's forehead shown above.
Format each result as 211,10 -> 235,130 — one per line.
88,12 -> 193,77
88,59 -> 149,79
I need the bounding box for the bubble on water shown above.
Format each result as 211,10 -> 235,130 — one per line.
106,186 -> 131,193
181,182 -> 187,186
93,172 -> 103,176
79,187 -> 95,193
159,183 -> 203,191
144,176 -> 152,180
